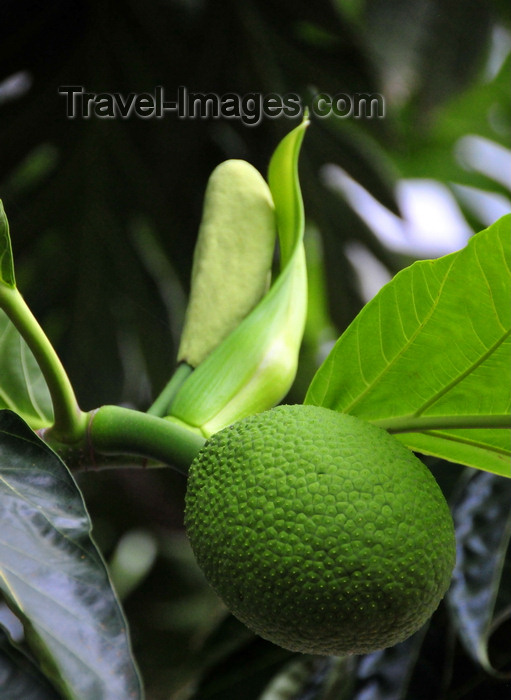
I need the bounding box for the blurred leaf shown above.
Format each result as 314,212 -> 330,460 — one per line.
108,529 -> 158,601
447,471 -> 511,678
410,0 -> 492,111
307,119 -> 400,216
191,621 -> 353,700
391,55 -> 511,206
190,634 -> 292,700
352,627 -> 431,700
185,610 -> 293,699
0,201 -> 15,288
190,613 -> 257,676
305,215 -> 511,476
364,0 -> 493,111
351,591 -> 463,700
0,411 -> 143,700
3,145 -> 59,199
0,629 -> 61,700
260,655 -> 355,700
0,310 -> 53,429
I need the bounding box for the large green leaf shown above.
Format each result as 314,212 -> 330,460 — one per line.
0,310 -> 53,430
305,215 -> 511,476
0,411 -> 143,700
447,471 -> 511,678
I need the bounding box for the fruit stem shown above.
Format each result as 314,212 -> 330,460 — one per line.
88,405 -> 206,475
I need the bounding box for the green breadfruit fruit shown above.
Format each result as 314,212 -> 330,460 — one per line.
185,404 -> 456,656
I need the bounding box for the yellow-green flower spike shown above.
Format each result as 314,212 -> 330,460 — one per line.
177,160 -> 277,368
169,119 -> 309,436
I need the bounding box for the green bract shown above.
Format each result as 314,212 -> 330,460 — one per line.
168,119 -> 309,436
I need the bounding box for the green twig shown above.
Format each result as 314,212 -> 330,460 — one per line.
0,285 -> 86,442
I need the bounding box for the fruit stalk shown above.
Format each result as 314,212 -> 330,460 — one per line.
88,405 -> 206,475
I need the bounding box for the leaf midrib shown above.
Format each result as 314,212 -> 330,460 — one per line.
344,260 -> 455,413
414,327 -> 511,417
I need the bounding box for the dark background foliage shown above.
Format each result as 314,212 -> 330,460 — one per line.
1,1 -> 510,698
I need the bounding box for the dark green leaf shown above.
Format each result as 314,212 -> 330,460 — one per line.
0,411 -> 143,700
447,471 -> 511,678
305,215 -> 511,476
0,310 -> 53,429
0,628 -> 61,699
0,201 -> 16,289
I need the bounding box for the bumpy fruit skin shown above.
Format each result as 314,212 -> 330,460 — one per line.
185,405 -> 456,656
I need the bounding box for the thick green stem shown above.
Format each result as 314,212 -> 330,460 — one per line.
147,362 -> 193,417
89,405 -> 206,475
374,414 -> 511,433
0,285 -> 86,442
